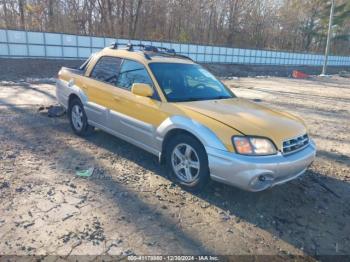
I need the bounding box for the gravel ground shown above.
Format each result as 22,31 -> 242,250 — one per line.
0,66 -> 349,259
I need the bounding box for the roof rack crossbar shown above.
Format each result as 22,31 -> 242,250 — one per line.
110,42 -> 192,61
152,51 -> 193,62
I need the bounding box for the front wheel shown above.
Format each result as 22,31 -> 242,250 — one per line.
165,134 -> 210,191
68,98 -> 93,136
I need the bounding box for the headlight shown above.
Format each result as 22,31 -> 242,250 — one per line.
232,136 -> 277,155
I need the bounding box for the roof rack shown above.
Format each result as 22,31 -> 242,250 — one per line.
110,42 -> 193,61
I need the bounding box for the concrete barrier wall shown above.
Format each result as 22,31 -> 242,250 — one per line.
1,29 -> 349,66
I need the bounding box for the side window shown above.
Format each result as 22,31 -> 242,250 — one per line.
117,60 -> 154,90
90,56 -> 122,85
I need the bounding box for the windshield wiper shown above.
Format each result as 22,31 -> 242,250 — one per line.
171,97 -> 205,102
171,96 -> 232,102
210,96 -> 231,100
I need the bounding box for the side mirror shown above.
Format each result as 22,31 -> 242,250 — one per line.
131,83 -> 154,97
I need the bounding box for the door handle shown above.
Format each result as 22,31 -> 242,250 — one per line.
81,85 -> 87,91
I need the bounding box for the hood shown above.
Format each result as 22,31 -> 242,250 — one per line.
179,98 -> 307,149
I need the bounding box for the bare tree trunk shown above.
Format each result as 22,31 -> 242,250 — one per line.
48,0 -> 54,32
97,0 -> 108,36
2,0 -> 9,28
18,0 -> 25,30
132,0 -> 142,38
107,0 -> 114,35
128,0 -> 134,37
121,0 -> 126,36
207,3 -> 214,43
227,0 -> 240,45
87,0 -> 94,35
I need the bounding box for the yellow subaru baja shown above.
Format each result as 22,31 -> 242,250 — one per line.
56,44 -> 316,192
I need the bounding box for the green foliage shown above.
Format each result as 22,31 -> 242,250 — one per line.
178,29 -> 191,43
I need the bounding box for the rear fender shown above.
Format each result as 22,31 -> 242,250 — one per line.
56,78 -> 88,109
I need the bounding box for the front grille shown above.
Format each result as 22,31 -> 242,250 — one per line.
283,134 -> 309,154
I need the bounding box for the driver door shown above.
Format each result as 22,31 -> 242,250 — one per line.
110,59 -> 168,154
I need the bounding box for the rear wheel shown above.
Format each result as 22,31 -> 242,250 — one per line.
165,134 -> 209,191
68,98 -> 93,136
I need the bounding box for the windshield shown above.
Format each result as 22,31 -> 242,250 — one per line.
149,63 -> 235,102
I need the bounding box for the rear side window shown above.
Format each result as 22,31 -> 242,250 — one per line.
117,60 -> 154,90
90,56 -> 122,85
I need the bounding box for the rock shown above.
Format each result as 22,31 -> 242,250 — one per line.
62,214 -> 74,221
121,249 -> 135,256
200,203 -> 210,209
23,222 -> 35,229
0,181 -> 10,189
146,241 -> 157,246
15,187 -> 25,193
7,154 -> 16,159
107,245 -> 123,255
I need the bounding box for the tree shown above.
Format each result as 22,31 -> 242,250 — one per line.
0,0 -> 349,55
18,0 -> 25,29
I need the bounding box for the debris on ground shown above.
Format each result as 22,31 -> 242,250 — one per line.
48,105 -> 66,117
0,181 -> 10,189
38,105 -> 66,117
339,71 -> 350,78
292,70 -> 309,79
76,167 -> 95,177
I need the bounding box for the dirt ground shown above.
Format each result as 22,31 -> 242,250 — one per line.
1,58 -> 348,80
0,66 -> 350,259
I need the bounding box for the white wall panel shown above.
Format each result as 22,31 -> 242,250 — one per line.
8,30 -> 26,43
0,44 -> 8,55
106,38 -> 116,46
9,44 -> 27,55
78,36 -> 90,47
62,34 -> 77,46
27,32 -> 44,44
172,43 -> 180,52
189,45 -> 196,53
91,37 -> 104,47
197,45 -> 205,53
0,29 -> 7,42
1,29 -> 350,65
213,47 -> 220,54
219,47 -> 226,55
78,47 -> 91,58
63,47 -> 77,57
28,45 -> 45,56
46,46 -> 62,57
45,33 -> 61,45
197,54 -> 205,62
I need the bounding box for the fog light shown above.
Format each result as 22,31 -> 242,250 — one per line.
250,174 -> 274,191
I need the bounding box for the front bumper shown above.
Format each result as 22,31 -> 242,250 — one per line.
206,140 -> 316,192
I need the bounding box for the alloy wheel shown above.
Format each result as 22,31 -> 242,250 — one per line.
171,143 -> 200,183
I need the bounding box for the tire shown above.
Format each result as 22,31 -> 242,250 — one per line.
165,134 -> 210,191
68,98 -> 94,136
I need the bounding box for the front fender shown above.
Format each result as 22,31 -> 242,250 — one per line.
155,115 -> 227,152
